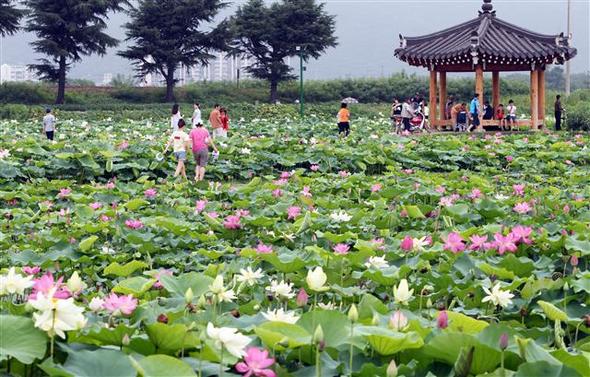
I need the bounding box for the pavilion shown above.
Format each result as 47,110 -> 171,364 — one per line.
394,0 -> 577,130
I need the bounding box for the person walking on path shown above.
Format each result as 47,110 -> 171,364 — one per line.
190,122 -> 218,182
191,102 -> 202,128
220,107 -> 230,138
165,119 -> 190,179
209,104 -> 223,138
337,102 -> 351,137
42,108 -> 56,140
450,102 -> 463,130
469,93 -> 481,132
554,95 -> 564,131
171,104 -> 182,132
401,98 -> 416,132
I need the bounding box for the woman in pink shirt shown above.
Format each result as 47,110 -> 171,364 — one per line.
189,122 -> 218,182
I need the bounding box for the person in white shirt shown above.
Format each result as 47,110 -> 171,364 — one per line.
165,119 -> 190,179
170,103 -> 182,132
42,108 -> 56,140
191,102 -> 202,127
506,100 -> 517,130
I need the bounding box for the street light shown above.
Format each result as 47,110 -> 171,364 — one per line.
296,46 -> 304,119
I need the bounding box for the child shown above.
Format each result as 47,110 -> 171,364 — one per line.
42,108 -> 56,140
496,104 -> 506,130
483,101 -> 494,120
337,102 -> 350,136
165,119 -> 190,179
189,122 -> 218,182
220,108 -> 230,138
455,103 -> 468,132
506,100 -> 517,130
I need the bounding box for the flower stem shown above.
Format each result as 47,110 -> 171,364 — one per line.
315,345 -> 321,377
349,322 -> 354,375
219,346 -> 224,377
500,350 -> 505,377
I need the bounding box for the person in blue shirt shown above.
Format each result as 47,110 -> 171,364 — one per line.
469,93 -> 481,132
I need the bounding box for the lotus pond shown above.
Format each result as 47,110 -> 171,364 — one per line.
0,114 -> 589,377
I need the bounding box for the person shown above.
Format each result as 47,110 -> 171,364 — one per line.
456,103 -> 468,132
554,95 -> 564,131
191,102 -> 202,128
42,108 -> 56,140
483,100 -> 494,120
390,99 -> 402,129
469,93 -> 481,132
337,102 -> 351,136
189,121 -> 218,182
496,104 -> 507,130
209,104 -> 223,138
220,107 -> 230,138
506,100 -> 517,130
423,102 -> 430,128
165,119 -> 190,179
445,97 -> 454,120
401,98 -> 416,132
170,104 -> 182,132
450,102 -> 463,129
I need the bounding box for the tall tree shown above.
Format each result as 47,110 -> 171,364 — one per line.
230,0 -> 337,103
0,0 -> 23,36
24,0 -> 126,104
119,0 -> 229,102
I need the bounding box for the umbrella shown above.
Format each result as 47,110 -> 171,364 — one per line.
341,97 -> 359,104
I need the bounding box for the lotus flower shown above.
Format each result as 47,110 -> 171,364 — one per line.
236,267 -> 264,287
30,288 -> 86,338
296,288 -> 309,307
224,215 -> 242,230
144,188 -> 157,199
443,232 -> 466,253
400,236 -> 413,252
310,165 -> 320,171
66,271 -> 87,294
333,243 -> 350,255
306,267 -> 328,292
125,219 -> 144,230
437,310 -> 448,329
103,293 -> 138,316
364,256 -> 389,269
266,280 -> 295,299
152,269 -> 173,289
371,183 -> 382,192
22,266 -> 41,275
89,202 -> 103,210
493,233 -> 517,255
389,310 -> 408,331
0,149 -> 10,159
469,235 -> 488,251
512,184 -> 525,196
88,297 -> 105,312
29,273 -> 71,300
195,200 -> 208,213
287,206 -> 301,220
0,267 -> 34,295
510,226 -> 532,245
207,322 -> 251,358
393,279 -> 413,305
58,188 -> 71,199
301,186 -> 312,197
262,308 -> 300,324
256,243 -> 273,254
513,202 -> 532,214
482,283 -> 514,308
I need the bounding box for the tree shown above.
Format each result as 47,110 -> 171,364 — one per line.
0,0 -> 23,36
119,0 -> 229,102
110,73 -> 136,87
546,66 -> 565,92
24,0 -> 126,104
229,0 -> 337,102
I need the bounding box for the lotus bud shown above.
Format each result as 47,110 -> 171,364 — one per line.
371,312 -> 380,326
437,310 -> 449,329
499,333 -> 509,350
197,295 -> 207,308
389,310 -> 408,331
157,314 -> 168,324
570,255 -> 579,267
296,288 -> 309,307
122,333 -> 131,346
386,360 -> 398,377
400,236 -> 413,252
426,298 -> 433,308
563,282 -> 569,291
348,304 -> 359,322
66,271 -> 87,294
184,288 -> 194,304
313,325 -> 324,344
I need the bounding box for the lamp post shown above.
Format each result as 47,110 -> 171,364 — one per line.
565,0 -> 571,96
296,45 -> 304,118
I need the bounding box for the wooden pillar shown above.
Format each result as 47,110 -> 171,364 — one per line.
475,65 -> 484,130
429,70 -> 437,129
538,69 -> 545,128
530,70 -> 539,129
439,71 -> 447,121
492,71 -> 500,111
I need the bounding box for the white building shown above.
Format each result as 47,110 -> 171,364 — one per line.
0,64 -> 39,84
102,73 -> 113,86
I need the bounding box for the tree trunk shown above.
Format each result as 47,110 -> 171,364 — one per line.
165,66 -> 176,102
55,56 -> 67,105
269,80 -> 278,103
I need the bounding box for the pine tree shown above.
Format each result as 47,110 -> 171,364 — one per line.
0,0 -> 23,36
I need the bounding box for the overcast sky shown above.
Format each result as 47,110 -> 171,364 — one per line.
1,0 -> 588,82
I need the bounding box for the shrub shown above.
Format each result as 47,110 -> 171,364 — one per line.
566,102 -> 590,131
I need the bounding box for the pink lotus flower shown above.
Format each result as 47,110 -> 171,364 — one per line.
89,202 -> 103,210
310,165 -> 320,172
103,293 -> 138,316
287,206 -> 301,220
118,140 -> 129,150
437,310 -> 448,329
100,215 -> 111,222
443,232 -> 466,253
22,266 -> 41,275
224,215 -> 242,230
371,183 -> 382,192
280,171 -> 291,179
153,269 -> 173,289
513,202 -> 532,214
144,188 -> 157,199
301,186 -> 312,197
400,208 -> 408,218
105,181 -> 115,190
506,155 -> 513,162
493,233 -> 518,255
272,189 -> 283,198
469,235 -> 488,251
510,226 -> 533,245
206,211 -> 219,219
273,178 -> 288,186
195,200 -> 208,213
235,209 -> 250,218
235,347 -> 276,377
125,219 -> 144,230
29,273 -> 71,300
565,160 -> 573,165
296,288 -> 309,307
439,196 -> 455,207
256,243 -> 273,254
563,204 -> 570,214
414,182 -> 421,190
512,184 -> 525,196
339,170 -> 350,178
435,186 -> 446,194
333,243 -> 350,255
402,169 -> 414,175
58,188 -> 71,199
372,238 -> 385,250
571,254 -> 579,267
400,236 -> 413,252
469,189 -> 482,200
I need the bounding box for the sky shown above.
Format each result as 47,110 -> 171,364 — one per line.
1,0 -> 589,82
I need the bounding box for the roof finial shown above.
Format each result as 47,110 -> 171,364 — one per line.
482,0 -> 493,13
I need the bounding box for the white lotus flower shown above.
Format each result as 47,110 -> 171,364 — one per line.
412,237 -> 430,252
206,322 -> 251,358
393,279 -> 414,305
240,148 -> 251,155
0,267 -> 34,295
306,267 -> 328,292
317,302 -> 336,310
494,194 -> 509,201
88,297 -> 105,312
364,256 -> 389,270
66,271 -> 87,294
236,267 -> 264,286
209,275 -> 236,303
266,280 -> 295,299
30,289 -> 86,338
330,210 -> 352,223
209,275 -> 225,294
0,149 -> 10,159
482,283 -> 514,308
262,308 -> 300,324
